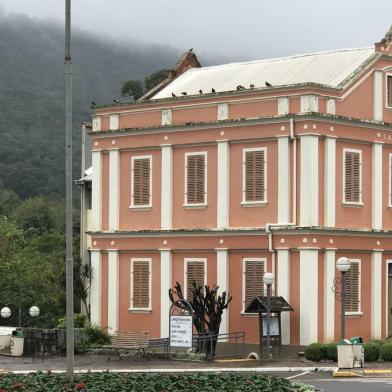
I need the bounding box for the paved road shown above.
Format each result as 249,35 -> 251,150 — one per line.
269,371 -> 392,392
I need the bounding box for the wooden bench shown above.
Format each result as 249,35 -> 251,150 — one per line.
104,331 -> 150,360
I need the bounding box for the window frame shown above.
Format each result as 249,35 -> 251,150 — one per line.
130,155 -> 152,209
342,148 -> 363,205
242,257 -> 267,313
183,151 -> 208,207
129,257 -> 152,311
345,259 -> 362,316
242,147 -> 268,206
385,73 -> 392,109
183,258 -> 207,300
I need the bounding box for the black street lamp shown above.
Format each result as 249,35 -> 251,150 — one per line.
336,257 -> 351,340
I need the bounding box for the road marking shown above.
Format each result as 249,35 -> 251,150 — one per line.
285,371 -> 309,380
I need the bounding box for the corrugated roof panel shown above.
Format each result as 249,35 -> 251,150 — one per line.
152,47 -> 375,99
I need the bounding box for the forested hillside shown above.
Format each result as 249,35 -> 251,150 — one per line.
0,13 -> 180,199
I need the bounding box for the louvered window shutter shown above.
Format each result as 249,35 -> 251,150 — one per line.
245,150 -> 265,202
244,260 -> 265,308
344,151 -> 361,203
186,261 -> 205,298
132,260 -> 150,309
186,154 -> 206,204
132,158 -> 151,206
345,261 -> 360,313
388,76 -> 392,107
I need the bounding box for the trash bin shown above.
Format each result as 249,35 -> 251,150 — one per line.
0,327 -> 17,355
337,338 -> 364,369
350,337 -> 364,368
10,329 -> 24,357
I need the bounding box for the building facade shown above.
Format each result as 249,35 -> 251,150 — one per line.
84,28 -> 392,346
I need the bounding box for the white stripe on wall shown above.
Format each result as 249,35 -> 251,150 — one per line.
108,149 -> 119,231
91,151 -> 102,231
161,145 -> 173,229
216,249 -> 229,335
217,141 -> 229,228
107,250 -> 119,334
372,143 -> 383,230
299,249 -> 319,345
277,249 -> 290,344
300,135 -> 319,226
324,250 -> 335,342
278,137 -> 290,223
90,250 -> 102,326
324,137 -> 336,227
160,249 -> 172,338
372,251 -> 382,339
373,70 -> 383,122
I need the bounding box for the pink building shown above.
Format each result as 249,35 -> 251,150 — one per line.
83,27 -> 392,346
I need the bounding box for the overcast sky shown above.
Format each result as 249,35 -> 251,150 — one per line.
1,0 -> 392,61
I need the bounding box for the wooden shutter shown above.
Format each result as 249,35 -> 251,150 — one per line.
132,158 -> 151,206
344,151 -> 361,203
186,154 -> 205,204
345,261 -> 360,313
388,76 -> 392,107
244,150 -> 265,202
186,261 -> 205,298
244,260 -> 265,308
132,260 -> 150,309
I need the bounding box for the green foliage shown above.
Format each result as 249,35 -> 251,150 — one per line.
0,189 -> 21,216
324,343 -> 337,361
380,341 -> 392,361
304,343 -> 326,362
364,341 -> 381,362
57,314 -> 87,329
85,325 -> 111,346
121,79 -> 144,100
144,69 -> 169,91
0,372 -> 314,392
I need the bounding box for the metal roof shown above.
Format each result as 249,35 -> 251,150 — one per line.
245,296 -> 294,313
152,47 -> 375,99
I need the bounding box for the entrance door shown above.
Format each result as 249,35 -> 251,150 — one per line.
388,264 -> 392,337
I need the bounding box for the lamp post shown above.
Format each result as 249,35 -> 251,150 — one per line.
336,257 -> 351,341
264,272 -> 274,360
0,306 -> 40,327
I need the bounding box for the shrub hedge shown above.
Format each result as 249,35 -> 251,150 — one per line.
364,341 -> 381,362
380,341 -> 392,361
0,372 -> 315,392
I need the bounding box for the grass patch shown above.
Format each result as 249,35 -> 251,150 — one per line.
0,371 -> 314,391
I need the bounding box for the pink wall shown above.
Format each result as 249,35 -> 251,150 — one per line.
229,100 -> 277,119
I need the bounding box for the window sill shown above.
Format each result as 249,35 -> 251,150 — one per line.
129,206 -> 152,211
128,308 -> 152,313
240,311 -> 258,317
183,204 -> 208,209
342,202 -> 363,208
241,201 -> 268,207
345,311 -> 363,318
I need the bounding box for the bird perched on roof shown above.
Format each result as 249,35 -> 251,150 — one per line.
113,98 -> 120,104
199,89 -> 203,94
250,84 -> 255,89
189,48 -> 193,52
211,88 -> 216,93
181,92 -> 187,96
91,101 -> 96,106
172,92 -> 176,97
236,85 -> 245,91
265,81 -> 272,87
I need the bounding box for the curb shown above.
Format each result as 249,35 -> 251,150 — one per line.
2,367 -> 337,375
333,369 -> 392,377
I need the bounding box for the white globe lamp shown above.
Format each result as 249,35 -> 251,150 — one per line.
263,272 -> 274,286
336,257 -> 351,273
29,306 -> 40,318
0,307 -> 12,319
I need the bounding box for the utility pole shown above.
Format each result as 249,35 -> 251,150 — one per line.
65,0 -> 74,383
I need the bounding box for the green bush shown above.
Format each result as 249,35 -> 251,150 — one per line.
57,313 -> 87,329
85,325 -> 110,346
380,341 -> 392,361
304,343 -> 326,362
324,343 -> 337,361
364,341 -> 381,362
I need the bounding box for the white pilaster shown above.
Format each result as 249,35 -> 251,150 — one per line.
160,249 -> 172,338
108,149 -> 119,231
90,250 -> 102,326
278,137 -> 290,223
107,250 -> 119,334
300,95 -> 318,113
324,250 -> 335,342
217,103 -> 229,120
278,97 -> 289,115
371,251 -> 382,339
374,70 -> 383,122
162,109 -> 172,126
326,98 -> 336,115
324,137 -> 336,227
161,145 -> 173,229
299,249 -> 318,345
372,142 -> 383,230
109,114 -> 119,131
217,249 -> 229,335
277,249 -> 290,344
91,150 -> 102,231
217,141 -> 229,228
300,135 -> 319,226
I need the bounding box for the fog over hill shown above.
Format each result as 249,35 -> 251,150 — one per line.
0,12 -> 186,199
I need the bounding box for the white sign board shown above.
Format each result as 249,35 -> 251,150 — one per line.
170,315 -> 193,348
262,316 -> 279,336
